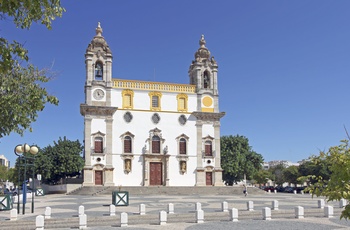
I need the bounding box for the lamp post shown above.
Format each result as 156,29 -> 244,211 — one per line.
14,144 -> 38,214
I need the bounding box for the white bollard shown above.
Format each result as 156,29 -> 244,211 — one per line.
167,203 -> 174,214
301,191 -> 304,195
247,201 -> 254,211
78,205 -> 85,216
196,202 -> 202,211
324,206 -> 334,218
222,201 -> 228,212
45,207 -> 51,219
230,208 -> 238,222
159,210 -> 167,225
295,206 -> 304,219
196,209 -> 204,223
121,212 -> 128,227
79,214 -> 87,229
318,199 -> 325,209
10,209 -> 17,221
272,200 -> 279,210
262,207 -> 271,220
340,199 -> 347,208
139,204 -> 146,215
109,204 -> 116,216
268,190 -> 271,193
36,215 -> 45,230
274,190 -> 277,194
293,190 -> 297,195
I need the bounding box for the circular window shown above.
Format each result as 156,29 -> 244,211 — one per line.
123,112 -> 133,123
207,160 -> 211,164
96,157 -> 101,162
178,115 -> 187,125
152,113 -> 160,124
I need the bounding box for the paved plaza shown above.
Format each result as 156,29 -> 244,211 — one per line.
1,192 -> 350,229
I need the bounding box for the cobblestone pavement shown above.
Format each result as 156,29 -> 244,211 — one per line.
1,192 -> 350,229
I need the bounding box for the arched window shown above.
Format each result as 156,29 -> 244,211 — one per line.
205,140 -> 212,156
94,137 -> 103,153
203,70 -> 210,89
124,136 -> 132,153
152,136 -> 160,153
179,138 -> 187,154
95,62 -> 103,80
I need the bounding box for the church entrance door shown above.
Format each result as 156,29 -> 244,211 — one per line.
150,162 -> 162,186
206,172 -> 212,186
95,170 -> 103,185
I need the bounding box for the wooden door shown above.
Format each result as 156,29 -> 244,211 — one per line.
95,171 -> 103,185
150,162 -> 162,185
206,172 -> 212,186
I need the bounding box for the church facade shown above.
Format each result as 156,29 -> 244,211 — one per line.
80,23 -> 225,186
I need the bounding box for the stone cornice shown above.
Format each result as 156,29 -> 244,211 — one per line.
192,112 -> 225,121
80,104 -> 118,117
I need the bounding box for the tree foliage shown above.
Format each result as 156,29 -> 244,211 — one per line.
253,169 -> 271,186
307,140 -> 350,219
268,164 -> 286,186
36,137 -> 84,184
283,165 -> 299,187
221,135 -> 264,185
13,137 -> 84,185
0,0 -> 65,137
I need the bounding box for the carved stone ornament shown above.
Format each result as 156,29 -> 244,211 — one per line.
80,104 -> 117,117
192,111 -> 225,121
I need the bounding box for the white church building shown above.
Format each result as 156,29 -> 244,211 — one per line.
80,23 -> 225,187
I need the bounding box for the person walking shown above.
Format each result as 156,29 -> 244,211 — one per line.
243,185 -> 248,197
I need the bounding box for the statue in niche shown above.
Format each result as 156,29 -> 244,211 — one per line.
125,159 -> 131,173
180,161 -> 186,173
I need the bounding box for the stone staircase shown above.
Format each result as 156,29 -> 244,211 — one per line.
69,185 -> 265,196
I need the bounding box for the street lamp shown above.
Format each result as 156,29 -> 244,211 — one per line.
14,144 -> 38,214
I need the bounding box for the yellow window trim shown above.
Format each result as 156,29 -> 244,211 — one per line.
149,91 -> 162,111
177,93 -> 188,112
122,89 -> 134,109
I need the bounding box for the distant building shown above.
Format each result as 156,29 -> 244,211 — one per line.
80,23 -> 225,186
263,160 -> 299,170
0,155 -> 10,168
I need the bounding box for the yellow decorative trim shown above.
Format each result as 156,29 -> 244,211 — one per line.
118,108 -> 193,114
201,108 -> 214,112
177,94 -> 188,112
121,89 -> 134,109
202,96 -> 213,107
113,79 -> 196,93
149,92 -> 162,111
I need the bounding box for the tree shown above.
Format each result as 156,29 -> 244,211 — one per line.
298,159 -> 331,185
0,1 -> 65,137
268,163 -> 286,186
36,137 -> 84,184
307,140 -> 350,219
253,169 -> 271,186
221,135 -> 264,185
283,165 -> 299,187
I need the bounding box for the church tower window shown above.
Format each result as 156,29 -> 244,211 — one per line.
204,140 -> 212,156
203,70 -> 210,89
95,62 -> 103,80
94,137 -> 103,153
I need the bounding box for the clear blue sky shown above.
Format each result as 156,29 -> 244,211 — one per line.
1,0 -> 350,166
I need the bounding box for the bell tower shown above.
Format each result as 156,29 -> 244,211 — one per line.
84,22 -> 113,106
188,35 -> 219,113
189,35 -> 225,186
81,23 -> 117,186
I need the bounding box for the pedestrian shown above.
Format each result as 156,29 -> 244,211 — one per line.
243,185 -> 248,197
